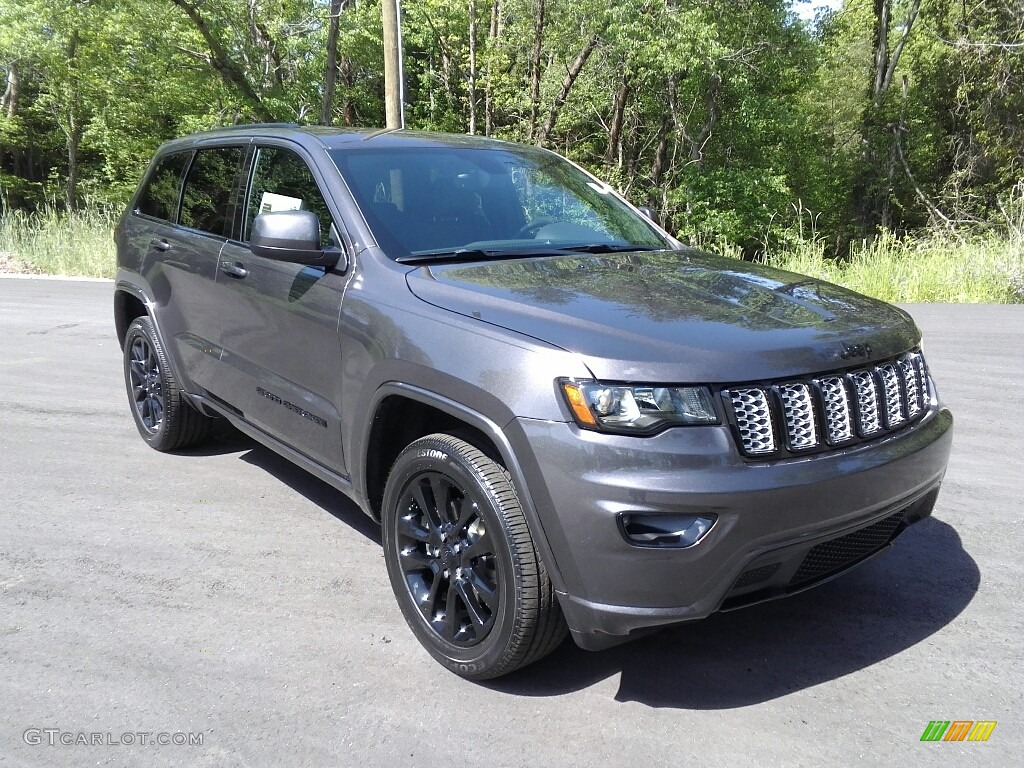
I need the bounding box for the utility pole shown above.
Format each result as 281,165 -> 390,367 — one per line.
382,0 -> 405,129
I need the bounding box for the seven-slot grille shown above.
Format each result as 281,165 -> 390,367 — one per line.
724,351 -> 930,459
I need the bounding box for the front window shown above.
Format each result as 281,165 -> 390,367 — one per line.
329,144 -> 669,260
244,147 -> 334,247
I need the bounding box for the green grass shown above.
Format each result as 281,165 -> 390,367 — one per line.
0,206 -> 117,278
2,206 -> 1022,302
759,230 -> 1024,304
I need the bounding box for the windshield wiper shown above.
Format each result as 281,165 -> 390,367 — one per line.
554,243 -> 660,254
396,247 -> 559,264
396,243 -> 662,264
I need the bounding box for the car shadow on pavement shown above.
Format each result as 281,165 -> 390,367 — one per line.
173,431 -> 977,707
486,517 -> 978,708
208,433 -> 383,546
166,422 -> 254,456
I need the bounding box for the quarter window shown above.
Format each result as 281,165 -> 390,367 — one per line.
136,151 -> 190,222
180,146 -> 245,237
245,148 -> 333,246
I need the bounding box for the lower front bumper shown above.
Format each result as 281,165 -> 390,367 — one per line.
507,405 -> 953,651
558,487 -> 939,650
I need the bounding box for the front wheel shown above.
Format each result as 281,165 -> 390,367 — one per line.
381,434 -> 567,679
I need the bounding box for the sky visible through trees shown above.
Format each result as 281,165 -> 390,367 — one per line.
793,0 -> 843,21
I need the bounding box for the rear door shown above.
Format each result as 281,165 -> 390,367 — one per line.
209,144 -> 352,475
134,143 -> 248,394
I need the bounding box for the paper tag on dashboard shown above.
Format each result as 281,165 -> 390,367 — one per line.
259,192 -> 303,213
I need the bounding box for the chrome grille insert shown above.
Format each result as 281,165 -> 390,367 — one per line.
724,351 -> 931,459
817,376 -> 854,444
728,388 -> 776,455
898,354 -> 923,417
877,363 -> 906,428
913,354 -> 930,403
776,383 -> 818,450
849,370 -> 882,436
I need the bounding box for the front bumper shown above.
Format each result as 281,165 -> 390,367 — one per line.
506,403 -> 953,651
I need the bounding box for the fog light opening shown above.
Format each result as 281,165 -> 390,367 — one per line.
619,513 -> 717,548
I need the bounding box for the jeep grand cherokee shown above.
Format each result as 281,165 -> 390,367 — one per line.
114,125 -> 953,679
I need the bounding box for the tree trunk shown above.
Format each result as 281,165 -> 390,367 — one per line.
66,123 -> 81,211
605,71 -> 629,166
652,117 -> 670,189
340,55 -> 357,126
1,61 -> 17,119
321,0 -> 344,125
468,0 -> 478,134
0,61 -> 19,176
651,116 -> 673,223
169,0 -> 273,121
871,0 -> 890,99
854,0 -> 923,234
484,0 -> 500,136
382,0 -> 404,128
687,72 -> 721,168
64,32 -> 82,210
535,33 -> 600,147
428,53 -> 437,123
248,0 -> 285,91
528,0 -> 545,140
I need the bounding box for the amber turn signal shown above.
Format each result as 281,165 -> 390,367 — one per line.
560,382 -> 598,426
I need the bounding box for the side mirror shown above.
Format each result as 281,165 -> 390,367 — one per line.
637,206 -> 657,222
250,210 -> 338,268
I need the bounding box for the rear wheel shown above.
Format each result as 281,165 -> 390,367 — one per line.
382,433 -> 567,679
123,316 -> 211,451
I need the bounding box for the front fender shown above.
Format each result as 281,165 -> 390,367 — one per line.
356,380 -> 570,596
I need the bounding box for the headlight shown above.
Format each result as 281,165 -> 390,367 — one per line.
559,379 -> 719,435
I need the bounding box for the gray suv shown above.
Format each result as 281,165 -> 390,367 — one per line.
114,125 -> 953,679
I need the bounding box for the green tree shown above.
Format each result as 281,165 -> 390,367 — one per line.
1,0 -> 1021,255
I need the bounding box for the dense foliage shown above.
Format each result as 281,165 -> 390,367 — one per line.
1,0 -> 1021,253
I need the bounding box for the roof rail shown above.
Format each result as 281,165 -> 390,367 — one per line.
362,127 -> 403,141
210,122 -> 302,131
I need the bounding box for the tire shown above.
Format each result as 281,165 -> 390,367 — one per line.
382,433 -> 567,679
123,316 -> 211,451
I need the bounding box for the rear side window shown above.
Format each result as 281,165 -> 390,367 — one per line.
180,146 -> 245,237
136,151 -> 190,221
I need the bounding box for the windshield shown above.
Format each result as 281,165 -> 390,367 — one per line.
328,144 -> 670,260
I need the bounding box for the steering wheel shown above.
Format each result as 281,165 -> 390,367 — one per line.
514,218 -> 554,239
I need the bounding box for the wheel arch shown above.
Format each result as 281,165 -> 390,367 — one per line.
114,283 -> 150,348
361,382 -> 566,593
114,279 -> 195,404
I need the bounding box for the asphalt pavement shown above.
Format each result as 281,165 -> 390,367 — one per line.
1,277 -> 1021,767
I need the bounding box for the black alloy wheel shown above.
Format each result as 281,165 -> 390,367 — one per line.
128,333 -> 164,434
382,434 -> 567,679
395,469 -> 500,646
122,316 -> 211,451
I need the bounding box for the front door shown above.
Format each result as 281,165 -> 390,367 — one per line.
209,145 -> 351,475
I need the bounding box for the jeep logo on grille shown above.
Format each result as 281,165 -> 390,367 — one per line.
840,342 -> 872,360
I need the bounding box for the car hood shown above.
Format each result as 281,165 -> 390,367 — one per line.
405,250 -> 921,382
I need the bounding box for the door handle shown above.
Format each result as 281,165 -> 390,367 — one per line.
220,260 -> 248,279
150,238 -> 171,252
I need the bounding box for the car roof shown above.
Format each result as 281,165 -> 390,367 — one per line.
161,124 -> 526,153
